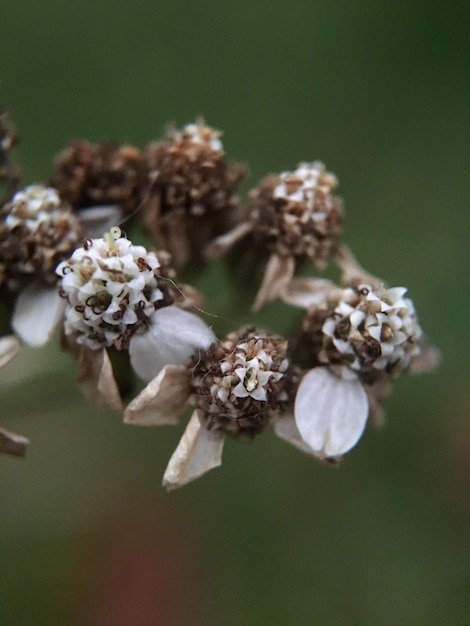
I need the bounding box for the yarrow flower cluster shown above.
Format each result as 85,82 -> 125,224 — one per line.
57,227 -> 175,350
1,107 -> 439,488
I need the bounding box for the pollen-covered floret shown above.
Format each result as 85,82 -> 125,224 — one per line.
303,284 -> 423,382
0,185 -> 82,291
189,329 -> 291,437
247,161 -> 342,263
56,228 -> 175,350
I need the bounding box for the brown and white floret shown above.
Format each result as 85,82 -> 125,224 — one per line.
124,329 -> 296,489
56,227 -> 174,350
206,161 -> 342,310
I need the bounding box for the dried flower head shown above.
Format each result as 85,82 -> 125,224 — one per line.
56,227 -> 176,351
141,119 -> 246,268
248,162 -> 342,260
50,140 -> 145,216
290,281 -> 439,460
0,185 -> 82,292
125,327 -> 298,489
189,329 -> 291,438
206,162 -> 342,310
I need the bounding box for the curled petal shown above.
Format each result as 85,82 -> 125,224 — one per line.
280,277 -> 337,309
253,253 -> 295,311
294,367 -> 369,458
77,347 -> 123,412
0,427 -> 29,458
162,411 -> 225,491
12,282 -> 66,348
0,335 -> 21,368
129,306 -> 216,382
124,365 -> 190,426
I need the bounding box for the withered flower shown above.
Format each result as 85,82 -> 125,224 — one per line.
206,161 -> 343,310
124,328 -> 303,490
292,281 -> 440,459
57,227 -> 215,410
0,184 -> 82,347
49,140 -> 145,234
141,120 -> 246,269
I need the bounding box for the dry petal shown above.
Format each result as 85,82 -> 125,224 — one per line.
204,221 -> 253,260
124,364 -> 190,426
77,346 -> 123,411
162,411 -> 224,490
253,253 -> 295,311
0,335 -> 21,368
0,427 -> 29,457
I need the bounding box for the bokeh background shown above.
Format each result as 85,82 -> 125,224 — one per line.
1,2 -> 469,624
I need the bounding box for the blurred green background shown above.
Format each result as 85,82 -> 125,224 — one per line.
1,1 -> 469,624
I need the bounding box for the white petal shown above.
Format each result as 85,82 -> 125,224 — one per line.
124,365 -> 190,426
294,367 -> 369,458
162,411 -> 224,490
0,335 -> 21,368
77,205 -> 124,238
253,253 -> 295,311
12,282 -> 66,347
129,306 -> 216,382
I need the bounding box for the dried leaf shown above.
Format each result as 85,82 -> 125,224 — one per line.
409,340 -> 441,374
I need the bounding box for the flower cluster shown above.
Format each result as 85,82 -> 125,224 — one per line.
1,108 -> 438,489
57,227 -> 175,350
